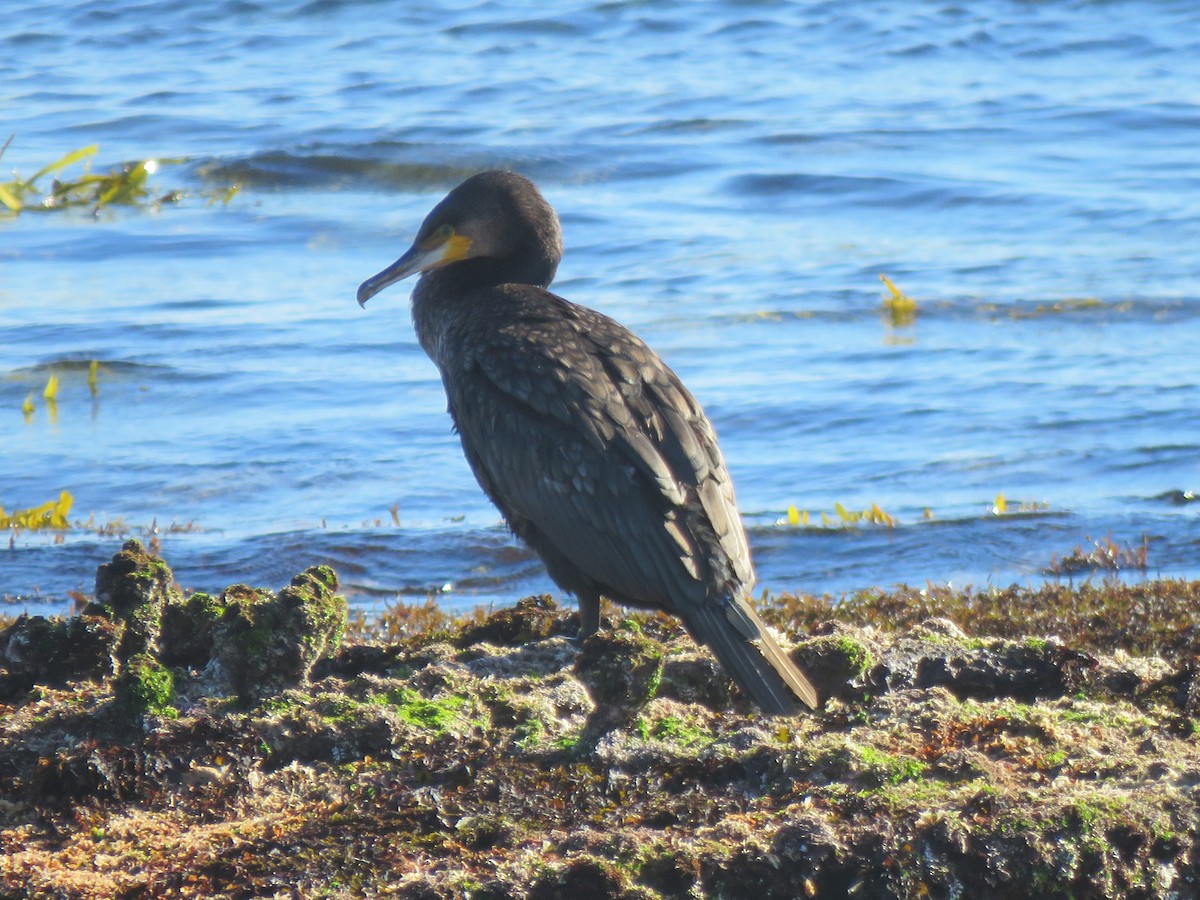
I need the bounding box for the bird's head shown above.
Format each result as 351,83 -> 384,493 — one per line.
357,170 -> 562,307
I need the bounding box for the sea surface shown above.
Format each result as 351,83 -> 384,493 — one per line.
3,0 -> 1198,619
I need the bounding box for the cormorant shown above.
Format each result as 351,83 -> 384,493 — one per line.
357,171 -> 818,714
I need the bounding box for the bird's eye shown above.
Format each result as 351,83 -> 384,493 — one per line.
435,224 -> 454,239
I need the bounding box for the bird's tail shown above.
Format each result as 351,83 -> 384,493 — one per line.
686,595 -> 819,714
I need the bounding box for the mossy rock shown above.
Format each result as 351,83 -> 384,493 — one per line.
657,653 -> 739,710
793,623 -> 879,703
213,566 -> 347,702
86,539 -> 182,660
114,652 -> 176,719
575,628 -> 664,710
159,591 -> 227,667
575,627 -> 664,746
457,595 -> 567,646
0,614 -> 122,698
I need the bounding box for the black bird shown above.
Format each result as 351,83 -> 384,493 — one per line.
357,171 -> 818,714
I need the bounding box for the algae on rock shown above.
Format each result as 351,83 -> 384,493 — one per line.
213,565 -> 347,702
87,538 -> 182,660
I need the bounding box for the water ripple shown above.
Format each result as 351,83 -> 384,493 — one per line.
4,0 -> 1200,616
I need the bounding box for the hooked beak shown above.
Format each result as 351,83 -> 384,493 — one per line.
357,231 -> 472,308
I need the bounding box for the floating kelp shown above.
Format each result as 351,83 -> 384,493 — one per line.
0,136 -> 236,216
879,273 -> 918,327
784,502 -> 897,528
0,491 -> 73,531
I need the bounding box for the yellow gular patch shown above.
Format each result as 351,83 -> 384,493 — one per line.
443,233 -> 473,262
421,231 -> 473,267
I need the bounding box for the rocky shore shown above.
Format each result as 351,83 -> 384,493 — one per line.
2,541 -> 1198,898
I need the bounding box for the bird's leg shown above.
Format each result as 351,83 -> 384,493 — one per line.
576,592 -> 601,640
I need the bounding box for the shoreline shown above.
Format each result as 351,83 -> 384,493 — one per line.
2,541 -> 1197,898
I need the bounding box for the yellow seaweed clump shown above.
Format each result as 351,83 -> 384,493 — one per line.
0,491 -> 73,530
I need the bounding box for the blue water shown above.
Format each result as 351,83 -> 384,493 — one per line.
3,1 -> 1198,618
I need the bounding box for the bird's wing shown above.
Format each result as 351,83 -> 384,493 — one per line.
571,302 -> 753,589
444,292 -> 752,608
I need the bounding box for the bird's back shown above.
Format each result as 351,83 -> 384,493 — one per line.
419,280 -> 752,613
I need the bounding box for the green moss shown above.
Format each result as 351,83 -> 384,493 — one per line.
857,745 -> 928,786
645,664 -> 663,701
868,777 -> 988,812
835,636 -> 874,677
643,714 -> 711,748
115,653 -> 176,717
316,694 -> 367,724
618,617 -> 643,634
553,733 -> 581,751
377,687 -> 468,733
1069,794 -> 1130,832
1039,749 -> 1068,769
184,591 -> 221,619
995,813 -> 1038,838
958,697 -> 1039,724
258,695 -> 299,715
513,718 -> 546,749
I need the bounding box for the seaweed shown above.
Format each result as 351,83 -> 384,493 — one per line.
0,136 -> 237,216
0,490 -> 73,531
879,273 -> 917,327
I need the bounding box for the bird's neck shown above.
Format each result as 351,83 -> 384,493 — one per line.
410,251 -> 560,366
426,253 -> 558,294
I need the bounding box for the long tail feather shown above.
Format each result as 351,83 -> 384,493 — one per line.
685,597 -> 819,714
